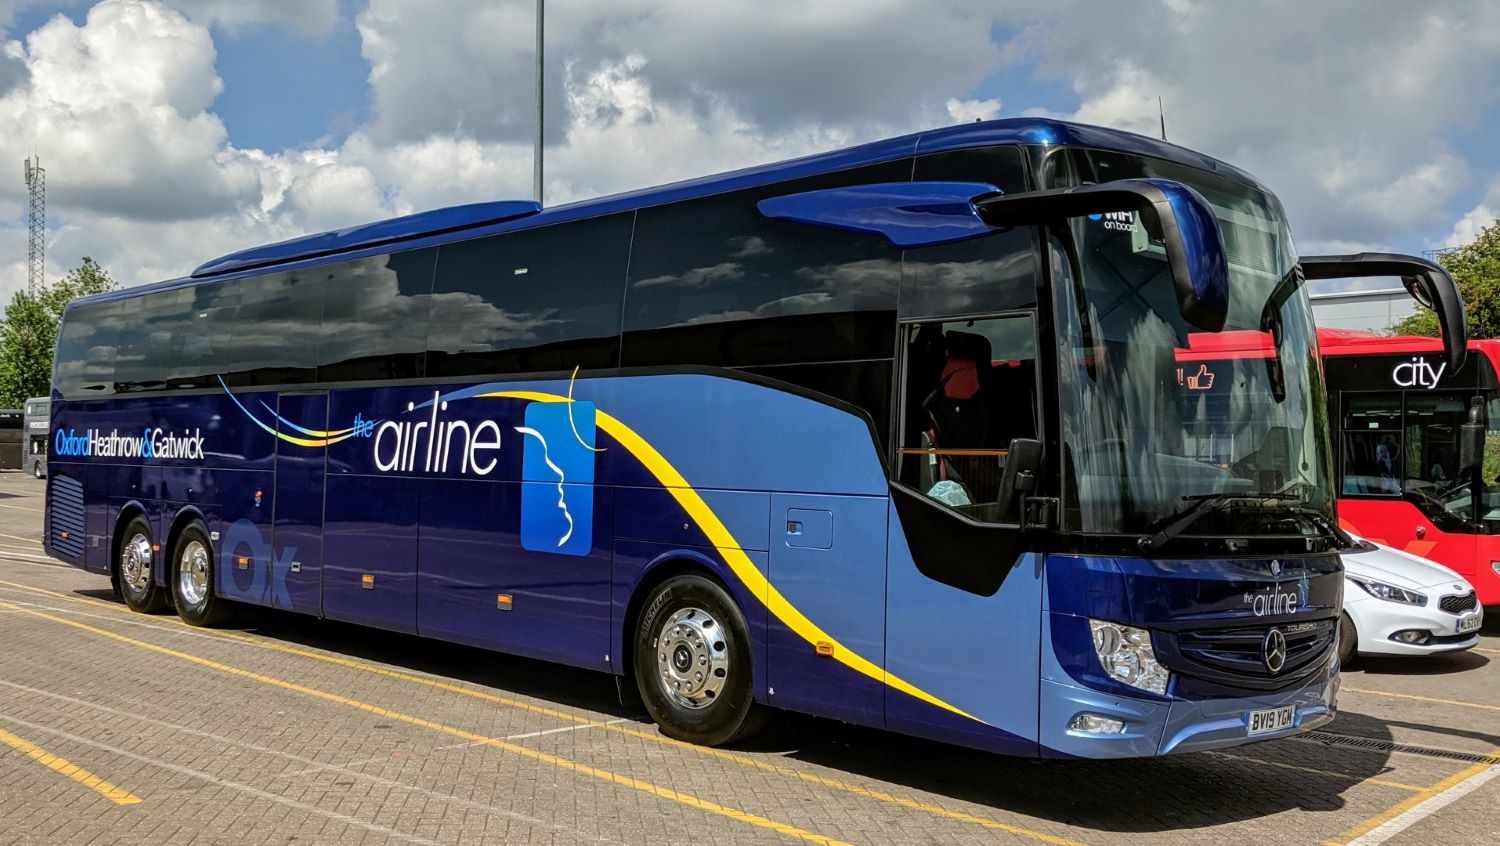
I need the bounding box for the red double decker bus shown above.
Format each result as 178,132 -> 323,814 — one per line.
1320,327 -> 1500,607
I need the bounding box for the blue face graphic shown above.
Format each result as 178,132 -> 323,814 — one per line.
518,401 -> 596,556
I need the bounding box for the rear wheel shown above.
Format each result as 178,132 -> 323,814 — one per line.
1336,612 -> 1358,668
117,516 -> 167,613
634,575 -> 766,746
171,523 -> 231,627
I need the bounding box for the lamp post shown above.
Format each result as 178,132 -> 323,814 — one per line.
534,0 -> 544,205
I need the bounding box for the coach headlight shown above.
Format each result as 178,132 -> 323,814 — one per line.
1089,619 -> 1170,695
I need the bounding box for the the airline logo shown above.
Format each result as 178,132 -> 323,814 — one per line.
517,401 -> 596,556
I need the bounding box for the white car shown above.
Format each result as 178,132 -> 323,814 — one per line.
1338,537 -> 1484,664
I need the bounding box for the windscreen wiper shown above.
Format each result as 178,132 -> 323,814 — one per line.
1138,491 -> 1300,553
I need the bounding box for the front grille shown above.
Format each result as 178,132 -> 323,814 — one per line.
48,474 -> 85,559
1439,592 -> 1477,615
1162,620 -> 1335,690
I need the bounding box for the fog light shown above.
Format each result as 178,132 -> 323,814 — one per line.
1390,630 -> 1431,645
1069,714 -> 1126,734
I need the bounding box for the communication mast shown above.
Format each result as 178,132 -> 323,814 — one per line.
23,156 -> 44,295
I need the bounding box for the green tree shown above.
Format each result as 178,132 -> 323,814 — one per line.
1393,221 -> 1500,337
0,257 -> 117,406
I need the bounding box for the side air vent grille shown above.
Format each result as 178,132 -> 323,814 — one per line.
49,475 -> 85,558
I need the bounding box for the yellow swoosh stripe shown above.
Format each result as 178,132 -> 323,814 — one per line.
479,389 -> 984,724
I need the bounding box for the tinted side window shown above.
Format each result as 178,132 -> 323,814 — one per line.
622,162 -> 908,368
166,281 -> 239,390
427,214 -> 632,378
743,359 -> 893,447
221,270 -> 323,387
319,248 -> 436,383
902,146 -> 1037,319
114,289 -> 195,392
55,301 -> 120,397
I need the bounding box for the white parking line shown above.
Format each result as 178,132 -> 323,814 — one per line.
1345,763 -> 1500,845
0,678 -> 623,846
0,710 -> 447,846
436,718 -> 631,749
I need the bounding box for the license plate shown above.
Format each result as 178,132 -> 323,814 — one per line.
1457,614 -> 1482,635
1246,705 -> 1296,736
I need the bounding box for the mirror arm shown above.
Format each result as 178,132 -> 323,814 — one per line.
1301,252 -> 1468,371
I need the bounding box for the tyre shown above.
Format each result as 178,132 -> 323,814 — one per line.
1336,612 -> 1358,668
117,515 -> 168,613
32,461 -> 41,479
170,523 -> 231,627
634,574 -> 766,746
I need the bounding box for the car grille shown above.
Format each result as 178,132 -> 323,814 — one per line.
1161,620 -> 1335,690
1439,592 -> 1477,615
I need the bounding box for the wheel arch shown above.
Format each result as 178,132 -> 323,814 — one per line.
618,549 -> 752,688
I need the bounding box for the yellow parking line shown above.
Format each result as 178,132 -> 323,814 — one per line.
1206,751 -> 1425,792
1342,686 -> 1500,714
0,724 -> 141,805
0,578 -> 1089,846
0,600 -> 848,846
1473,647 -> 1500,656
0,532 -> 41,546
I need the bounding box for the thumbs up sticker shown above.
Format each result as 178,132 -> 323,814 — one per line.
1185,364 -> 1216,391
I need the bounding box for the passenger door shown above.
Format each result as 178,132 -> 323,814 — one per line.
272,392 -> 327,614
882,312 -> 1043,755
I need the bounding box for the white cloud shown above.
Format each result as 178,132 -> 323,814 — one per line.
9,0 -> 1500,305
1435,175 -> 1500,249
946,97 -> 1001,123
993,1 -> 1500,250
158,0 -> 339,35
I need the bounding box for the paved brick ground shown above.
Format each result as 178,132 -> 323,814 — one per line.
0,471 -> 1495,845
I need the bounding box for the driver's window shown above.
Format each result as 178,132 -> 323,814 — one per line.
897,313 -> 1038,522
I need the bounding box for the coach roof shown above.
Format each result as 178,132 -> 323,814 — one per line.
74,117 -> 1267,307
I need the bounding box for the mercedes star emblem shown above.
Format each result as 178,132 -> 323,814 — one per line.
1262,627 -> 1288,673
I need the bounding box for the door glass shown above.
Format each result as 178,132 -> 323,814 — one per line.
1342,394 -> 1401,496
897,313 -> 1037,522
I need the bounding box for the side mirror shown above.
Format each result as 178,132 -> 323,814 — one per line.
759,178 -> 1231,332
1461,396 -> 1486,473
1300,252 -> 1468,372
998,437 -> 1044,520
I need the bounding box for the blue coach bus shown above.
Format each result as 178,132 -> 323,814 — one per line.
43,119 -> 1464,758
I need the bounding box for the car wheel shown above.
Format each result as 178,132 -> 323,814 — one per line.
117,515 -> 168,613
171,523 -> 231,627
634,574 -> 766,746
1336,612 -> 1358,668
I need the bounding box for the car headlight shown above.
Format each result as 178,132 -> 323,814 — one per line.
1348,576 -> 1427,606
1089,619 -> 1170,695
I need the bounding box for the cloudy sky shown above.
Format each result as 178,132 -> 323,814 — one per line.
0,0 -> 1497,297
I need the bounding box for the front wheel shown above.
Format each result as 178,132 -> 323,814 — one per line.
634,575 -> 766,746
171,524 -> 231,627
117,516 -> 168,613
1336,612 -> 1358,668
